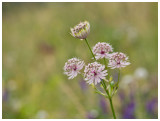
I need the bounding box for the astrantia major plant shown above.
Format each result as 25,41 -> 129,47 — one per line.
64,21 -> 130,119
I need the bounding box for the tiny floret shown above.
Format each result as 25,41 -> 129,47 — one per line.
70,21 -> 90,40
92,42 -> 113,60
108,52 -> 130,69
64,58 -> 85,79
84,62 -> 108,85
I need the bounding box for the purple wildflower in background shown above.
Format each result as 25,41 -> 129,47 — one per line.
122,101 -> 135,119
3,89 -> 9,102
146,98 -> 158,118
99,96 -> 108,114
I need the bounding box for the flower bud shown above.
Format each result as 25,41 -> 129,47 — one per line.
70,21 -> 90,40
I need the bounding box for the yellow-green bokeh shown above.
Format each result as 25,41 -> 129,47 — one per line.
2,2 -> 158,119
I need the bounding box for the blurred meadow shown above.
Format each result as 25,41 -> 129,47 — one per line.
2,2 -> 158,119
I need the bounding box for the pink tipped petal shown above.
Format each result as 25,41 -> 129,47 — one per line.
64,58 -> 85,79
108,52 -> 130,69
92,42 -> 113,60
84,62 -> 108,85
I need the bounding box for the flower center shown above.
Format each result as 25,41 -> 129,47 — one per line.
117,61 -> 120,65
101,51 -> 105,54
73,66 -> 77,71
94,71 -> 97,76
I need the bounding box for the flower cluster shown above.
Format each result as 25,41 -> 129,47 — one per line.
84,62 -> 108,85
64,21 -> 130,85
70,21 -> 90,40
64,58 -> 85,79
92,42 -> 113,60
108,52 -> 130,69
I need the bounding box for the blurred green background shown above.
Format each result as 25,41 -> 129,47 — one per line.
2,2 -> 158,119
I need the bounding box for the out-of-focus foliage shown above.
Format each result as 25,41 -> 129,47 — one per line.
2,2 -> 158,119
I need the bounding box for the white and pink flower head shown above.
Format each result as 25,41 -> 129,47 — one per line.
92,42 -> 113,60
70,21 -> 90,40
84,62 -> 108,85
108,52 -> 130,69
64,58 -> 85,79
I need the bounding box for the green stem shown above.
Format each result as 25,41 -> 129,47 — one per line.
108,97 -> 116,119
84,38 -> 116,119
101,80 -> 117,119
113,69 -> 120,96
84,38 -> 96,60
